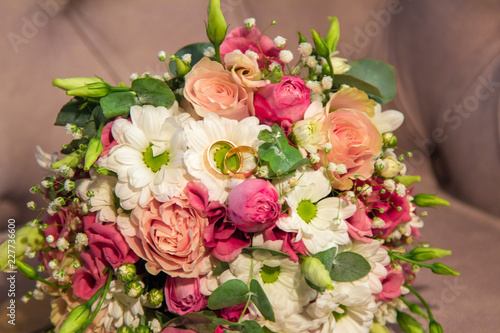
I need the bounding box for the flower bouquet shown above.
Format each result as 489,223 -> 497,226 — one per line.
1,1 -> 458,332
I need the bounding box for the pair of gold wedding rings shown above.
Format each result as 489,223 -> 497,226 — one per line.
206,140 -> 260,179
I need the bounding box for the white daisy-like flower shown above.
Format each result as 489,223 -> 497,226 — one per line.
292,101 -> 328,157
98,103 -> 191,210
339,240 -> 390,294
374,297 -> 406,326
183,113 -> 269,202
219,250 -> 316,332
94,280 -> 144,331
275,168 -> 356,254
76,170 -> 119,223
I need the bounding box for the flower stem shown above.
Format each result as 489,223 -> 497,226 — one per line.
405,283 -> 435,321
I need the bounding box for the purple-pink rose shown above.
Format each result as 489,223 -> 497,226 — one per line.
227,179 -> 281,233
71,252 -> 109,300
85,218 -> 139,269
164,276 -> 207,315
253,76 -> 311,126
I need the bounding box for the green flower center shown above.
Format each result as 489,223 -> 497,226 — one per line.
213,143 -> 240,174
297,200 -> 317,223
260,265 -> 280,284
332,304 -> 348,321
143,145 -> 169,172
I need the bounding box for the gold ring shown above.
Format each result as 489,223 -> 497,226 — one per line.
206,140 -> 241,176
224,146 -> 260,179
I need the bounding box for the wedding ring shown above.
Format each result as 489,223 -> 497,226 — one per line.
206,140 -> 242,175
224,146 -> 260,179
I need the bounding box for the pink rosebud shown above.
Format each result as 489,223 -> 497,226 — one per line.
164,276 -> 207,315
227,179 -> 281,233
254,76 -> 310,126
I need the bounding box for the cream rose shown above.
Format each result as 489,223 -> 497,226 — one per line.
183,57 -> 250,120
223,50 -> 269,89
123,196 -> 209,277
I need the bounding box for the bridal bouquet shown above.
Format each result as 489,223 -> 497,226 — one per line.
1,1 -> 457,332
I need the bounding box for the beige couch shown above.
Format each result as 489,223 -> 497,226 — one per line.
0,1 -> 498,332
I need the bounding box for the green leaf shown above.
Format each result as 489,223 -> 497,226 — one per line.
333,74 -> 383,98
330,251 -> 371,282
250,279 -> 275,322
257,125 -> 307,177
166,311 -> 219,333
208,279 -> 249,310
169,42 -> 213,75
228,320 -> 263,333
396,311 -> 426,333
132,77 -> 175,107
313,247 -> 337,271
54,98 -> 93,127
213,261 -> 230,276
100,92 -> 137,119
242,247 -> 290,258
345,58 -> 396,104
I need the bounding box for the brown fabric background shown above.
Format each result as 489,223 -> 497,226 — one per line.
0,0 -> 499,332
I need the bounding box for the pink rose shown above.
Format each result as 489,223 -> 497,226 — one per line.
220,26 -> 282,70
346,201 -> 374,242
253,76 -> 311,126
123,196 -> 209,277
262,225 -> 307,262
376,268 -> 404,302
185,182 -> 227,225
100,119 -> 120,157
164,276 -> 207,315
227,179 -> 281,233
84,218 -> 139,269
71,252 -> 109,300
320,109 -> 382,190
183,57 -> 250,121
203,218 -> 251,262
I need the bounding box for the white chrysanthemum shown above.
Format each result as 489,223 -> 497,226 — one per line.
98,103 -> 191,209
76,170 -> 118,223
292,101 -> 327,157
370,104 -> 404,134
275,168 -> 356,254
374,297 -> 406,326
339,240 -> 390,294
94,280 -> 144,331
219,250 -> 316,332
183,113 -> 269,202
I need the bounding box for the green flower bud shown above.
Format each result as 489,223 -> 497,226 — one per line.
370,323 -> 390,333
135,325 -> 152,333
52,77 -> 103,91
147,288 -> 164,307
300,256 -> 333,290
51,149 -> 86,169
382,132 -> 398,148
396,310 -> 425,333
206,0 -> 228,46
394,175 -> 421,187
15,260 -> 39,280
412,194 -> 450,207
96,167 -> 110,175
125,281 -> 144,298
66,80 -> 111,98
169,55 -> 190,77
429,321 -> 444,333
430,263 -> 460,276
0,224 -> 44,271
311,29 -> 330,59
407,247 -> 452,262
297,31 -> 308,44
117,263 -> 137,283
118,327 -> 134,333
325,17 -> 340,53
59,303 -> 91,333
84,137 -> 104,171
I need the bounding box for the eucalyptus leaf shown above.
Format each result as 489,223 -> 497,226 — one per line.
313,247 -> 337,271
333,74 -> 382,98
207,279 -> 249,310
100,92 -> 137,119
169,42 -> 214,75
228,320 -> 263,333
330,251 -> 371,282
132,77 -> 175,107
54,98 -> 93,127
250,279 -> 275,322
345,58 -> 396,104
166,311 -> 219,333
213,261 -> 230,276
242,247 -> 290,258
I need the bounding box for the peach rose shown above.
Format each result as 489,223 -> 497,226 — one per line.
183,57 -> 250,121
223,50 -> 269,89
320,109 -> 382,190
124,196 -> 209,277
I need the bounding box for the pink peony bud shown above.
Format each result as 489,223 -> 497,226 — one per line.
253,76 -> 310,126
227,179 -> 281,233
